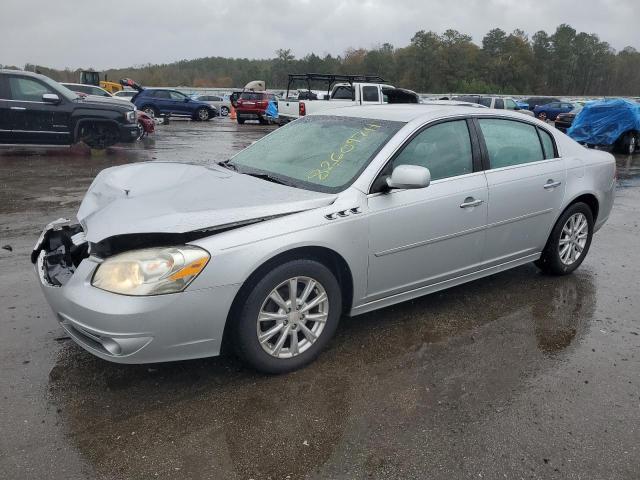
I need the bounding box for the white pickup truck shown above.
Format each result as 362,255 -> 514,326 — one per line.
277,74 -> 418,124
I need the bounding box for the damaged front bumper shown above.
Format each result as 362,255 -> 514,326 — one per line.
33,221 -> 239,364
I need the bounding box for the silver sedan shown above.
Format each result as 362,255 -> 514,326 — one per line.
33,105 -> 615,373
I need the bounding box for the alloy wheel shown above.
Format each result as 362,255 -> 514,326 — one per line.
198,108 -> 209,120
558,213 -> 589,265
256,276 -> 329,359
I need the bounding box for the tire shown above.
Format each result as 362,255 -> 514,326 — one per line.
77,122 -> 120,150
220,106 -> 229,116
141,105 -> 158,117
237,117 -> 245,125
233,259 -> 342,374
258,116 -> 268,125
616,132 -> 636,155
537,111 -> 547,121
194,107 -> 210,121
535,202 -> 594,276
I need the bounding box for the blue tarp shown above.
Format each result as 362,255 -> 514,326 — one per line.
568,98 -> 640,146
265,100 -> 278,119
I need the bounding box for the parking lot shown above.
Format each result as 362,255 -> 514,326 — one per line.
1,118 -> 639,479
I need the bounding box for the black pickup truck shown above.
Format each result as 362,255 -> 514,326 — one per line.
0,69 -> 139,149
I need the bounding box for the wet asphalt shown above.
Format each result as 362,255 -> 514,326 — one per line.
0,118 -> 639,480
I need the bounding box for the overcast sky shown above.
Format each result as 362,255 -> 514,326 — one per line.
1,0 -> 637,70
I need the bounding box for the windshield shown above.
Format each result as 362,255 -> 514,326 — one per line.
228,115 -> 404,193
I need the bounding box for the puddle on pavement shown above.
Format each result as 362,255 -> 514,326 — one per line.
47,265 -> 596,479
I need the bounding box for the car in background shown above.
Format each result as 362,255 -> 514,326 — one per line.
554,106 -> 584,133
131,88 -> 217,120
453,95 -> 534,116
113,89 -> 137,100
523,97 -> 561,111
32,104 -> 615,373
236,91 -> 277,124
533,101 -> 574,121
515,99 -> 529,109
61,83 -> 112,98
568,98 -> 640,154
0,69 -> 138,149
192,94 -> 231,116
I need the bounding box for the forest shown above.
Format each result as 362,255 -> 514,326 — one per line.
9,24 -> 640,96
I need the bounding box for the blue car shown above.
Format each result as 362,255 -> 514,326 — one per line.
132,88 -> 217,121
533,101 -> 574,121
515,100 -> 529,110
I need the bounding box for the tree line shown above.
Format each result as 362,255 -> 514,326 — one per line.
10,23 -> 640,96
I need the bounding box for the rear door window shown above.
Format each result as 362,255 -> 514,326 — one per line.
478,119 -> 544,168
153,90 -> 171,99
494,98 -> 504,109
362,86 -> 379,102
478,97 -> 492,107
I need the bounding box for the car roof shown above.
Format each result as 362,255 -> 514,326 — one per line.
309,104 -> 519,123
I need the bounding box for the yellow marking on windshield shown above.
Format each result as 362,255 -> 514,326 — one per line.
307,124 -> 381,182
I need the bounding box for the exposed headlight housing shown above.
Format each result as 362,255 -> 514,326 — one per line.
125,110 -> 136,123
92,246 -> 210,296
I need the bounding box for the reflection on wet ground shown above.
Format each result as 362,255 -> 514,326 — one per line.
1,120 -> 639,479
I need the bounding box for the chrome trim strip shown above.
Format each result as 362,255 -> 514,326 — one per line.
352,253 -> 541,316
373,208 -> 553,257
10,129 -> 69,134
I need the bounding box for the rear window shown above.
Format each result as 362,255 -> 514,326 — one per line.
478,97 -> 492,107
240,92 -> 265,101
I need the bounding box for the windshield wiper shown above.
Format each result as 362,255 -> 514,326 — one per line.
243,172 -> 289,186
216,160 -> 237,171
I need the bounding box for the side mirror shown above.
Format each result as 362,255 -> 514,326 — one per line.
42,93 -> 60,104
386,165 -> 431,190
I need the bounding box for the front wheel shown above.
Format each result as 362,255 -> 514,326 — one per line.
233,259 -> 342,373
220,106 -> 229,116
194,107 -> 210,121
535,202 -> 594,275
537,111 -> 547,121
617,132 -> 637,154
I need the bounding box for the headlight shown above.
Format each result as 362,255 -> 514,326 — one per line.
125,110 -> 136,123
92,246 -> 210,296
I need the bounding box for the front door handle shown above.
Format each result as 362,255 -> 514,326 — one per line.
544,180 -> 562,189
460,198 -> 484,208
10,106 -> 26,111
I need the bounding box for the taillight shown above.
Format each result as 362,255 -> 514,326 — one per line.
299,102 -> 306,116
257,100 -> 267,108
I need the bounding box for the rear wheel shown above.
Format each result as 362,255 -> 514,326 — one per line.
233,259 -> 342,373
220,106 -> 229,116
537,111 -> 548,121
237,117 -> 245,125
535,202 -> 594,275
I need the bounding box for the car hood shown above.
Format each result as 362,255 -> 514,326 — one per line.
77,162 -> 337,243
74,95 -> 132,110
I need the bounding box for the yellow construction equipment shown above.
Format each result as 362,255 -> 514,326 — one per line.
80,70 -> 122,94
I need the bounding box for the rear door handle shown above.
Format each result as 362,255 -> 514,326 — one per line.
544,180 -> 562,189
10,106 -> 26,111
460,198 -> 484,208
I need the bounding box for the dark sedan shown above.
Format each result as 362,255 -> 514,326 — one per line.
555,106 -> 583,133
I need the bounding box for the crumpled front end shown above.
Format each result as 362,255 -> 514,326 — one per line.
32,220 -> 239,364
